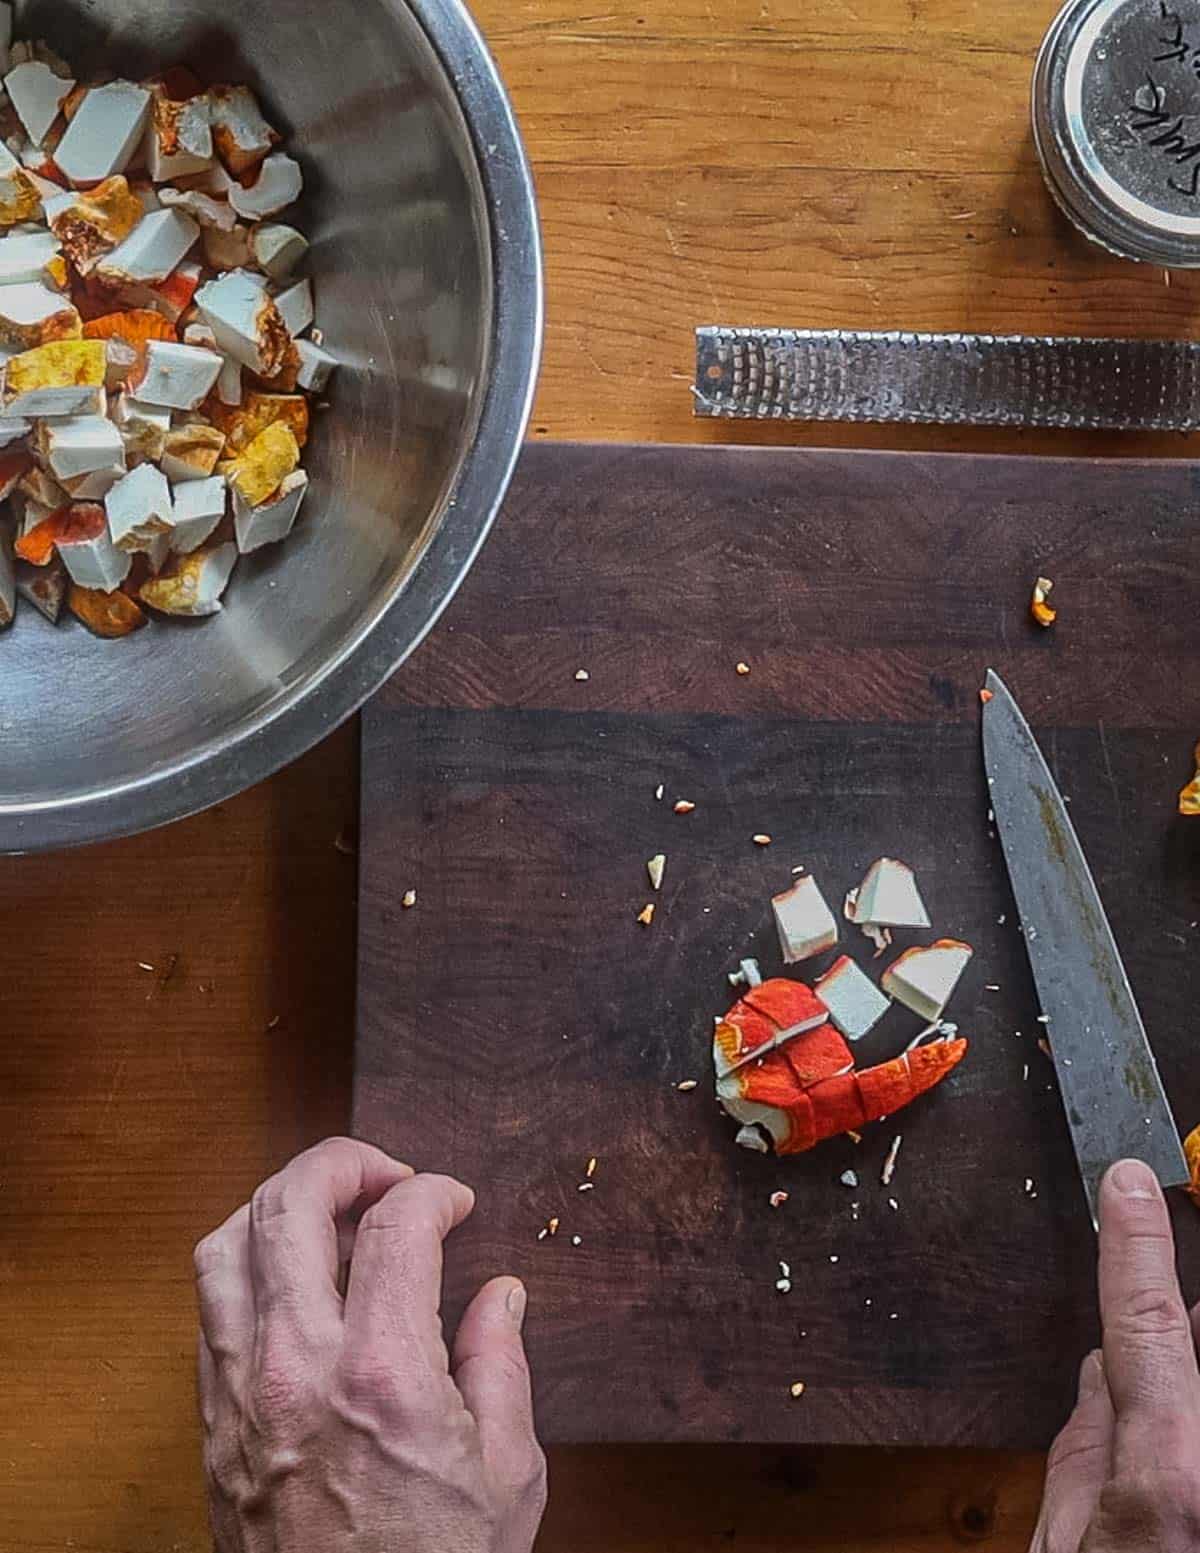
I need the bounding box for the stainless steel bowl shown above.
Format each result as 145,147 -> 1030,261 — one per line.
0,0 -> 542,851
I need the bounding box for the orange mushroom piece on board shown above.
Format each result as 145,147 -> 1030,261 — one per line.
1179,743 -> 1200,817
714,977 -> 967,1155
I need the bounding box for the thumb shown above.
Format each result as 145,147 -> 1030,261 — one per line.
452,1276 -> 543,1485
1033,1351 -> 1114,1553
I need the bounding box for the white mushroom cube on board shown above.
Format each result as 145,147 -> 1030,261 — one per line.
54,81 -> 152,185
144,90 -> 213,181
272,277 -> 312,338
95,209 -> 199,286
0,225 -> 60,285
170,474 -> 226,553
4,339 -> 106,415
133,339 -> 223,410
105,461 -> 174,552
140,540 -> 236,616
5,61 -> 74,147
0,281 -> 80,348
16,554 -> 66,620
772,875 -> 839,964
38,414 -> 125,480
196,268 -> 290,374
251,222 -> 308,280
881,939 -> 973,1023
233,467 -> 307,553
112,394 -> 170,462
295,338 -> 336,393
57,509 -> 131,592
228,153 -> 302,221
849,857 -> 931,929
0,520 -> 14,627
209,85 -> 277,175
814,955 -> 891,1042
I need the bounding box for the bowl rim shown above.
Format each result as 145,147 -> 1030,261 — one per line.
0,0 -> 544,854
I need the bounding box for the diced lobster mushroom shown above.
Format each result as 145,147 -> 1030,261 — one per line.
0,224 -> 60,285
713,978 -> 968,1155
170,474 -> 226,552
1179,741 -> 1200,817
144,87 -> 213,181
251,222 -> 308,280
1185,1124 -> 1200,1208
0,140 -> 42,226
35,413 -> 125,480
19,464 -> 70,510
160,423 -> 226,483
4,338 -> 104,414
112,392 -> 171,462
0,414 -> 27,447
62,464 -> 125,501
5,60 -> 74,148
95,208 -> 200,286
712,978 -> 829,1080
294,337 -> 336,393
0,519 -> 13,627
273,277 -> 312,338
131,339 -> 223,410
44,176 -> 143,272
67,581 -> 146,636
209,389 -> 308,454
140,540 -> 236,616
233,467 -> 307,553
15,554 -> 67,620
105,461 -> 174,553
772,874 -> 839,964
881,939 -> 974,1024
158,184 -> 237,231
228,153 -> 302,222
216,354 -> 242,406
201,222 -> 253,272
0,281 -> 80,348
223,417 -> 299,507
814,955 -> 891,1042
54,81 -> 152,185
208,85 -> 278,176
20,502 -> 130,591
196,268 -> 290,375
846,857 -> 931,930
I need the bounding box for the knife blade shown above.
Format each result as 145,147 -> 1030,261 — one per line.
981,669 -> 1188,1225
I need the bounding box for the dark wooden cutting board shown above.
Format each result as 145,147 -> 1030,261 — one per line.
353,441 -> 1200,1448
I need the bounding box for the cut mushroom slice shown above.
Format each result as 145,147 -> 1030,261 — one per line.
251,222 -> 308,280
848,857 -> 931,929
209,85 -> 278,176
772,874 -> 839,964
95,208 -> 199,286
202,222 -> 253,272
712,977 -> 831,1080
882,940 -> 974,1024
132,339 -> 223,410
196,268 -> 290,375
112,393 -> 170,462
0,140 -> 42,226
160,423 -> 226,483
814,955 -> 891,1042
4,338 -> 104,414
295,337 -> 336,393
170,474 -> 226,553
144,88 -> 213,181
224,417 -> 300,507
0,225 -> 59,285
140,540 -> 236,616
5,60 -> 74,148
50,504 -> 131,591
67,581 -> 147,637
62,464 -> 125,501
233,467 -> 307,553
36,413 -> 125,480
228,152 -> 302,221
210,390 -> 308,454
272,277 -> 312,337
105,461 -> 174,553
158,184 -> 237,232
15,553 -> 66,621
0,281 -> 80,349
55,80 -> 152,185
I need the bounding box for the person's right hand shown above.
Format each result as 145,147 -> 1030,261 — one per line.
1033,1158 -> 1200,1552
194,1137 -> 547,1553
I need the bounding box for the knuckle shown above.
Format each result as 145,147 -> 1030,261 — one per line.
1110,1283 -> 1191,1341
193,1229 -> 226,1279
1098,1470 -> 1200,1541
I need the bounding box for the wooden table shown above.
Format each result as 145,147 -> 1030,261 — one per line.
6,0 -> 1195,1544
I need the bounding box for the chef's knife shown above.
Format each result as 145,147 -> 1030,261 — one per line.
982,670 -> 1188,1226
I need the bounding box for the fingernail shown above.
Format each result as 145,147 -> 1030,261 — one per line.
1078,1350 -> 1104,1398
506,1281 -> 527,1330
1109,1159 -> 1160,1198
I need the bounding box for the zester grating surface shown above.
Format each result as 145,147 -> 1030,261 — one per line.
694,327 -> 1200,430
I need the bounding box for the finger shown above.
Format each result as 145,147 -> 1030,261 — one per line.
1033,1351 -> 1114,1553
249,1137 -> 413,1334
194,1204 -> 254,1362
344,1173 -> 475,1376
1098,1159 -> 1200,1467
453,1278 -> 537,1460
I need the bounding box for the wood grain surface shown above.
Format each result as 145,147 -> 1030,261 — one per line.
354,441 -> 1200,1447
11,0 -> 1195,1541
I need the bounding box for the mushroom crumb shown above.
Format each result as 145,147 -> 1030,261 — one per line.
571,1235 -> 582,1247
547,1217 -> 560,1237
1031,576 -> 1057,628
676,1079 -> 698,1092
636,903 -> 655,926
736,661 -> 751,676
586,1156 -> 598,1178
769,1190 -> 789,1208
654,784 -> 664,801
979,687 -> 994,704
673,799 -> 695,815
840,1169 -> 859,1189
402,890 -> 417,909
647,854 -> 666,891
574,669 -> 590,682
753,834 -> 772,847
881,1134 -> 903,1187
790,1381 -> 806,1398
